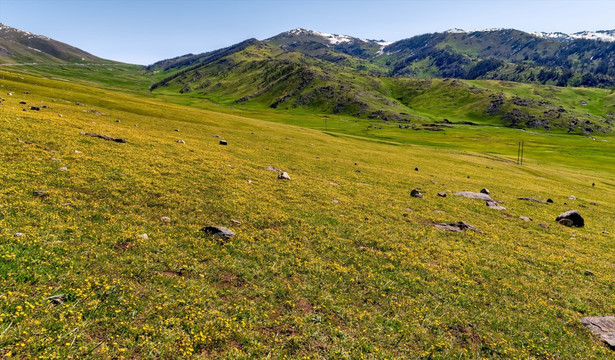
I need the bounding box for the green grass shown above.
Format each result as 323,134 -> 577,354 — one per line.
1,68 -> 615,359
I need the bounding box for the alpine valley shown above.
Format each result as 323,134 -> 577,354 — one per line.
1,22 -> 615,359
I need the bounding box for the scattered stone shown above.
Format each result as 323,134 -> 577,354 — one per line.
51,158 -> 60,162
437,192 -> 447,197
231,219 -> 242,225
161,216 -> 171,223
480,188 -> 490,195
201,226 -> 236,239
581,316 -> 615,349
518,197 -> 549,204
32,190 -> 47,198
81,131 -> 126,143
59,166 -> 68,171
58,114 -> 62,117
19,101 -> 26,104
74,150 -> 81,154
332,199 -> 340,204
520,216 -> 532,222
486,200 -> 506,210
356,170 -> 362,173
433,221 -> 481,232
213,135 -> 221,138
454,191 -> 493,201
176,140 -> 185,144
569,195 -> 577,200
115,119 -> 121,122
539,223 -> 550,229
23,91 -> 30,94
14,232 -> 24,238
30,106 -> 40,111
414,167 -> 419,171
584,270 -> 595,276
174,129 -> 179,132
265,166 -> 282,172
329,182 -> 339,186
590,202 -> 598,206
138,233 -> 149,240
278,172 -> 290,180
247,179 -> 252,184
219,140 -> 227,145
556,210 -> 584,227
410,189 -> 423,198
547,198 -> 554,203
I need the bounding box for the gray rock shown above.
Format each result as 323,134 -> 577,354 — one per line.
411,189 -> 423,198
32,190 -> 47,198
547,198 -> 554,203
454,191 -> 493,201
14,232 -> 24,238
219,140 -> 227,145
59,167 -> 68,171
569,195 -> 577,200
433,221 -> 480,232
518,197 -> 548,204
201,226 -> 236,239
480,188 -> 490,195
556,210 -> 584,227
278,172 -> 290,180
138,233 -> 149,239
581,316 -> 615,349
437,192 -> 447,197
176,140 -> 185,144
265,166 -> 282,172
520,216 -> 532,222
486,200 -> 506,210
161,216 -> 171,223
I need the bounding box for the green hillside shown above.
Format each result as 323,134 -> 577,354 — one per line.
1,64 -> 615,359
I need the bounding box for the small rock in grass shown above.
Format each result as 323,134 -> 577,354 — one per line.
547,198 -> 554,203
174,129 -> 179,131
247,179 -> 252,184
51,158 -> 60,162
138,233 -> 149,240
74,150 -> 81,154
584,270 -> 595,276
520,216 -> 532,222
59,167 -> 68,171
161,216 -> 171,223
219,140 -> 227,145
433,221 -> 480,232
33,190 -> 47,198
539,223 -> 550,229
556,210 -> 584,227
176,140 -> 185,144
414,167 -> 419,171
410,189 -> 423,198
265,166 -> 282,172
201,226 -> 235,239
486,200 -> 506,210
332,199 -> 340,204
278,172 -> 290,180
45,294 -> 67,305
454,191 -> 493,201
14,232 -> 24,238
580,317 -> 615,349
213,135 -> 221,138
518,197 -> 549,204
480,188 -> 490,194
437,192 -> 447,197
58,114 -> 62,117
569,195 -> 577,200
231,219 -> 242,226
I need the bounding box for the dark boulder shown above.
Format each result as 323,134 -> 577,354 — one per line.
556,210 -> 584,227
201,226 -> 236,239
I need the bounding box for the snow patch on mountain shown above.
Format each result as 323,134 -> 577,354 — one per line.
289,28 -> 367,45
531,30 -> 615,42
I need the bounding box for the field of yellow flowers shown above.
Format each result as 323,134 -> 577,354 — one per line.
1,69 -> 614,359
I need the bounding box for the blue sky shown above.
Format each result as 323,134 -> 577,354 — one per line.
1,0 -> 614,65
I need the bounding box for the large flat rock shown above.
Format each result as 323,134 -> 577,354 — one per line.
581,316 -> 615,349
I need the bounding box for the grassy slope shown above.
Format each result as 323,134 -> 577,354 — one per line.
1,69 -> 615,359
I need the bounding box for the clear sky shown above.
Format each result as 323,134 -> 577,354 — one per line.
1,0 -> 614,65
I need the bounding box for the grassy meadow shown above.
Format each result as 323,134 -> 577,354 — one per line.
0,69 -> 615,359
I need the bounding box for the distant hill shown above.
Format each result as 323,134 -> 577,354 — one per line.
148,35 -> 615,134
0,23 -> 110,64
